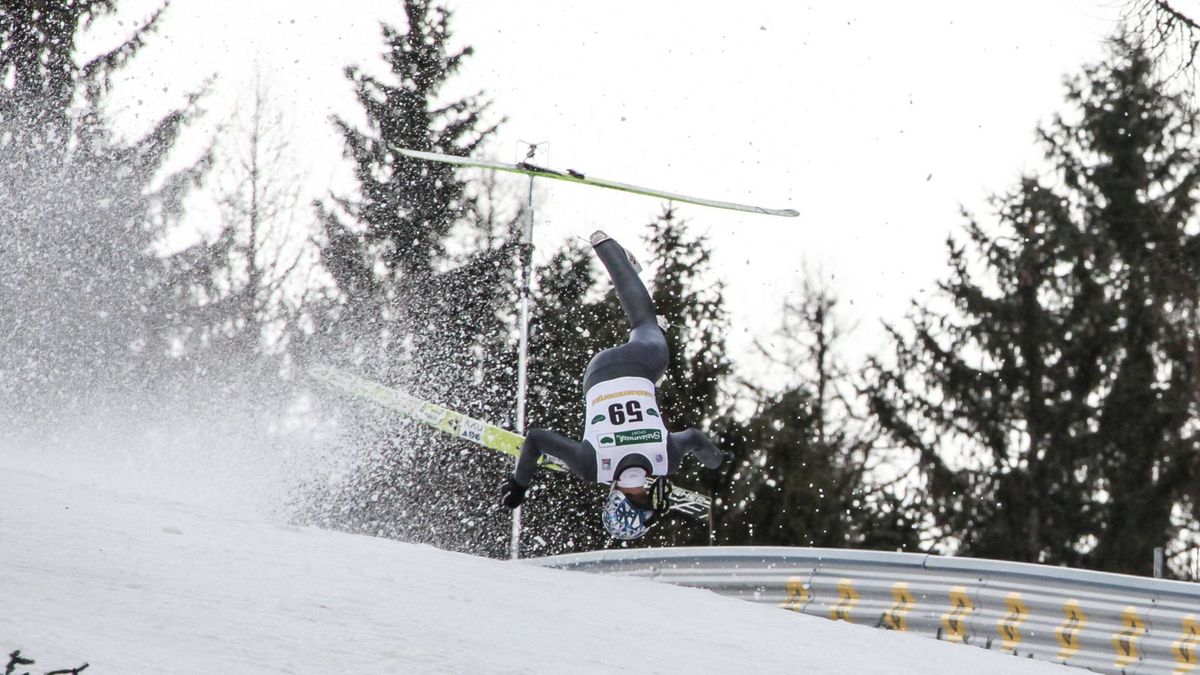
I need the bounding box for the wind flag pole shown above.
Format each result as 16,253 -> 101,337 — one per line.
394,145 -> 798,559
511,144 -> 538,561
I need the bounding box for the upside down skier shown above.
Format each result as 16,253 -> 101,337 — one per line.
499,231 -> 728,540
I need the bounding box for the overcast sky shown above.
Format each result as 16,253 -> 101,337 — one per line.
93,0 -> 1126,381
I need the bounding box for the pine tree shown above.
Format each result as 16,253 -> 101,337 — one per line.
866,36 -> 1200,574
307,0 -> 516,556
714,284 -> 923,550
517,242 -> 624,554
317,0 -> 500,368
640,209 -> 732,546
0,2 -> 208,424
646,208 -> 729,431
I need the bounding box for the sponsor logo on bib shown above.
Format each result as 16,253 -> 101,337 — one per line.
614,429 -> 663,446
600,435 -> 615,446
592,389 -> 653,405
591,414 -> 606,424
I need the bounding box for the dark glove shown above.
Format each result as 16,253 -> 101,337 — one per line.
500,477 -> 527,509
649,477 -> 671,516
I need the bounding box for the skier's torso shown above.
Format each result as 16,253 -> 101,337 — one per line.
582,376 -> 670,484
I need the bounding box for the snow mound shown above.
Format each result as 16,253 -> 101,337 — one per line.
0,466 -> 1075,674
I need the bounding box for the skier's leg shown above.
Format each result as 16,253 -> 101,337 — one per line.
514,428 -> 597,487
583,330 -> 670,391
591,232 -> 657,330
583,233 -> 669,389
666,428 -> 725,474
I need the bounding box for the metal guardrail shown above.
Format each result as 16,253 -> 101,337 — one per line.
529,547 -> 1200,674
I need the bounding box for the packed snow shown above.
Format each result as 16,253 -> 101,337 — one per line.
1,465 -> 1077,674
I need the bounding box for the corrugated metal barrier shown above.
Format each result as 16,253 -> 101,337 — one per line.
529,547 -> 1200,674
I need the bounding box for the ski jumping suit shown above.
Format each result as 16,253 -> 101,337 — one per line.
513,235 -> 724,489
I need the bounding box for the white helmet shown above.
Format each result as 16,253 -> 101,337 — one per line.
601,489 -> 656,540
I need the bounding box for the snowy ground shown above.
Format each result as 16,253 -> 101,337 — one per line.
1,465 -> 1078,674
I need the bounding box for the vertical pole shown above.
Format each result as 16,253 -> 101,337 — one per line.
1153,546 -> 1164,579
511,164 -> 536,560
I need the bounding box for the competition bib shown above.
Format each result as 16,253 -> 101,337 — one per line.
582,376 -> 669,484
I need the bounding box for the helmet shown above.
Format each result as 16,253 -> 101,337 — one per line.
601,489 -> 657,540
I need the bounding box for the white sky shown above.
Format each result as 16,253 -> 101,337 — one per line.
95,0 -> 1124,382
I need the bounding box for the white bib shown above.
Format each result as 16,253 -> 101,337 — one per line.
582,376 -> 669,484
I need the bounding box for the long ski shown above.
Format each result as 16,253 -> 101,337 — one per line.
393,146 -> 799,218
309,364 -> 712,519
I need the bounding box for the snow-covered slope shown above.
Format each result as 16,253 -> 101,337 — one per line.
1,466 -> 1076,674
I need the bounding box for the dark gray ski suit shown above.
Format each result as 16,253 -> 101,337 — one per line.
512,235 -> 723,488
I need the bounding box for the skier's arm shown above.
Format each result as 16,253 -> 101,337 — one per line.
502,429 -> 597,509
666,429 -> 727,474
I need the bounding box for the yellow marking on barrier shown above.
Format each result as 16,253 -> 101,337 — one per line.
939,586 -> 973,643
883,582 -> 914,631
779,576 -> 811,613
1056,600 -> 1087,659
997,591 -> 1029,651
1172,614 -> 1199,673
1111,606 -> 1146,669
830,578 -> 858,623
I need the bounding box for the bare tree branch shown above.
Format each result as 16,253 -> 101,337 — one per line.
1125,0 -> 1200,80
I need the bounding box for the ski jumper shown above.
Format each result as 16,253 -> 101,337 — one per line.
513,235 -> 724,488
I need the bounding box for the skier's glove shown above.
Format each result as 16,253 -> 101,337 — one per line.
649,477 -> 671,517
500,477 -> 527,509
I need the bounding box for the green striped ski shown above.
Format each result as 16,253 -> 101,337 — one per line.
309,364 -> 711,518
393,146 -> 799,218
310,363 -> 539,464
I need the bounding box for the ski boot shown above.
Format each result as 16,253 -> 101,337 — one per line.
590,230 -> 642,272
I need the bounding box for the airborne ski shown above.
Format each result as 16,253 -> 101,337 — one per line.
392,146 -> 799,218
309,364 -> 712,519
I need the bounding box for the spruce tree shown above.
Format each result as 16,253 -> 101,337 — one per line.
318,0 -> 499,355
308,0 -> 515,555
0,2 -> 207,425
517,242 -> 624,554
714,285 -> 923,550
866,37 -> 1200,574
646,208 -> 730,431
640,209 -> 732,546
